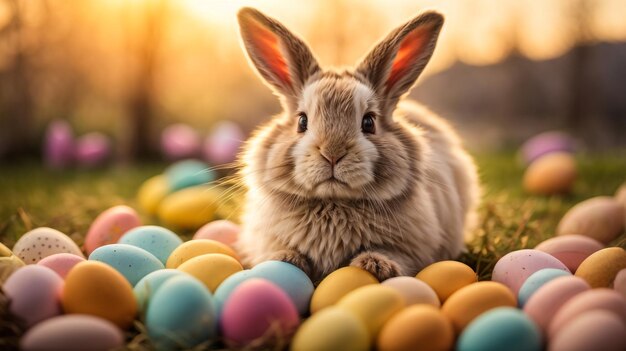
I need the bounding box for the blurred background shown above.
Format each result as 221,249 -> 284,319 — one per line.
1,0 -> 625,163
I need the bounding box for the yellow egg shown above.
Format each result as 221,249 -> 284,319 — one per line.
137,175 -> 169,215
523,152 -> 577,195
310,266 -> 378,313
177,253 -> 243,293
336,285 -> 405,338
416,261 -> 477,303
377,305 -> 454,351
166,239 -> 238,268
0,243 -> 25,284
157,186 -> 221,229
441,281 -> 516,334
62,261 -> 137,329
575,247 -> 626,288
291,307 -> 369,351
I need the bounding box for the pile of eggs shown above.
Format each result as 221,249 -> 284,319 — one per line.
1,200 -> 625,351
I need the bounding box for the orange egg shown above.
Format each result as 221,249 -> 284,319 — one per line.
416,261 -> 477,303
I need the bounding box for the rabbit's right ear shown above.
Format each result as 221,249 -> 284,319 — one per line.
238,8 -> 320,105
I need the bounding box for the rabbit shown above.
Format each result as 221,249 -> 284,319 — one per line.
235,7 -> 480,282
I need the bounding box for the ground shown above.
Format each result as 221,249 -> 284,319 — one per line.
0,151 -> 625,349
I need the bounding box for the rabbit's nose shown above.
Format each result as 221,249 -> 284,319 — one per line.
320,149 -> 347,167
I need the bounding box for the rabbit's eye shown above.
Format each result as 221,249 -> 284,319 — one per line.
362,112 -> 376,134
297,112 -> 308,133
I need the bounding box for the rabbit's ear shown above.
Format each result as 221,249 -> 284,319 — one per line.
238,8 -> 320,103
356,12 -> 443,114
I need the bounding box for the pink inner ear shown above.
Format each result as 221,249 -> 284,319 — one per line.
386,27 -> 429,92
247,19 -> 291,87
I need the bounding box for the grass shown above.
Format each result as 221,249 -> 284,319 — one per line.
0,151 -> 625,349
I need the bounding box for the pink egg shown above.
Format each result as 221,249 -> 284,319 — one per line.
75,132 -> 111,167
43,120 -> 74,169
492,249 -> 570,295
614,269 -> 626,298
84,205 -> 141,255
520,131 -> 575,165
193,220 -> 240,247
221,278 -> 299,347
535,235 -> 604,272
549,288 -> 626,339
161,124 -> 201,160
38,253 -> 86,279
21,315 -> 124,351
523,276 -> 590,333
549,310 -> 626,351
203,121 -> 244,165
3,265 -> 63,327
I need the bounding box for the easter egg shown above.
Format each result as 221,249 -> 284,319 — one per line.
166,239 -> 238,268
441,281 -> 516,334
118,226 -> 182,265
3,265 -> 63,327
38,253 -> 86,279
575,247 -> 626,288
381,276 -> 440,307
13,227 -> 84,264
534,235 -> 604,272
84,205 -> 141,255
134,269 -> 189,315
177,253 -> 242,292
415,261 -> 477,303
137,175 -> 169,216
548,288 -> 626,339
457,307 -> 541,351
310,266 -> 378,313
523,276 -> 590,333
75,132 -> 111,167
165,159 -> 214,192
89,244 -> 164,286
0,242 -> 25,283
161,123 -> 201,160
157,186 -> 222,229
517,268 -> 571,307
20,315 -> 124,351
193,220 -> 240,247
291,307 -> 370,351
377,305 -> 453,351
523,153 -> 577,195
203,121 -> 244,165
557,197 -> 625,244
615,182 -> 626,207
614,269 -> 626,298
62,261 -> 137,329
213,270 -> 255,315
252,261 -> 314,315
146,275 -> 217,350
492,249 -> 569,295
43,119 -> 74,168
548,311 -> 626,351
337,285 -> 405,338
222,279 -> 299,347
520,131 -> 575,165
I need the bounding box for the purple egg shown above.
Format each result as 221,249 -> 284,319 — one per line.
43,120 -> 74,168
75,132 -> 111,167
203,121 -> 244,165
520,131 -> 575,165
161,124 -> 201,160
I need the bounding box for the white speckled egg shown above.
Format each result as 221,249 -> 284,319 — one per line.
13,227 -> 84,264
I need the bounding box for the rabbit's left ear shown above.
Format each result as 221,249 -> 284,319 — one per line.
356,12 -> 443,114
238,8 -> 320,105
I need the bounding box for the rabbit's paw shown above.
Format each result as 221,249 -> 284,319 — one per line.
350,251 -> 400,281
266,249 -> 312,277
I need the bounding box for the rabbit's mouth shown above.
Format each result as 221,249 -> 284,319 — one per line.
311,176 -> 352,196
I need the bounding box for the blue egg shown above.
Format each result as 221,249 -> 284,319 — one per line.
165,160 -> 215,192
134,269 -> 189,315
518,268 -> 571,307
146,275 -> 216,350
457,307 -> 542,351
251,260 -> 314,315
213,269 -> 255,316
89,244 -> 164,286
119,226 -> 183,265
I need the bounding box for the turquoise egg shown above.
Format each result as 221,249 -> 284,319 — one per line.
119,226 -> 183,265
518,268 -> 571,307
134,269 -> 188,315
165,160 -> 215,192
213,269 -> 255,316
457,307 -> 541,351
252,261 -> 314,315
146,275 -> 217,350
89,244 -> 164,286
